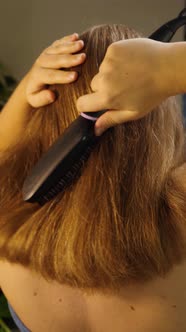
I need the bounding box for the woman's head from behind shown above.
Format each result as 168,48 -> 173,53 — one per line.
0,24 -> 185,296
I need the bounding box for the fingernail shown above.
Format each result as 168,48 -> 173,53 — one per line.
69,72 -> 76,79
95,127 -> 104,136
70,34 -> 78,41
78,53 -> 86,59
78,40 -> 84,46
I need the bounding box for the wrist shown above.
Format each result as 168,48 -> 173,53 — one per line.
160,42 -> 186,97
20,71 -> 34,109
1,72 -> 33,114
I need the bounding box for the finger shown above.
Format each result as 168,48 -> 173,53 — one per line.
29,69 -> 79,92
64,33 -> 79,41
76,92 -> 109,113
46,40 -> 84,55
36,52 -> 86,69
94,109 -> 142,136
52,33 -> 79,46
90,73 -> 102,91
95,109 -> 132,128
27,89 -> 56,108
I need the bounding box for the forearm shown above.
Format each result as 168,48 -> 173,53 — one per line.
0,72 -> 34,147
162,42 -> 186,97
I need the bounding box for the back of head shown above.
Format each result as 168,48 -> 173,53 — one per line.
0,24 -> 185,296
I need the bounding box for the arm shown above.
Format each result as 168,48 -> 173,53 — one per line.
0,72 -> 33,148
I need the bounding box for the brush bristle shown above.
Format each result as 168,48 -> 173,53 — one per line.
37,141 -> 98,205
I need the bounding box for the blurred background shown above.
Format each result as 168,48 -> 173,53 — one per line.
0,0 -> 186,117
0,0 -> 185,330
0,0 -> 184,79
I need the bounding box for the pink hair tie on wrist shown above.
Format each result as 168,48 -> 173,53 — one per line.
80,110 -> 107,121
80,112 -> 99,121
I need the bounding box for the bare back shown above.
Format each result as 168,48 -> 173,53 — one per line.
0,259 -> 186,332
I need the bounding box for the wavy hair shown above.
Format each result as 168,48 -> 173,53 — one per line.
0,24 -> 185,296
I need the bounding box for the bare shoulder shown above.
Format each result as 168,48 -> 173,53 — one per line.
0,259 -> 186,331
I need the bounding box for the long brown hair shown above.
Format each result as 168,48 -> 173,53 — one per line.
0,24 -> 185,296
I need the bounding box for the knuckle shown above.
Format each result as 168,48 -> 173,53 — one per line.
106,43 -> 114,55
103,59 -> 113,73
48,70 -> 55,80
60,35 -> 71,43
61,42 -> 81,54
44,46 -> 51,54
99,59 -> 113,76
103,87 -> 115,105
90,74 -> 101,91
100,71 -> 110,84
35,52 -> 47,66
52,39 -> 60,46
35,57 -> 41,66
90,78 -> 96,91
62,35 -> 69,40
55,43 -> 70,53
102,92 -> 111,106
107,42 -> 118,55
60,54 -> 69,66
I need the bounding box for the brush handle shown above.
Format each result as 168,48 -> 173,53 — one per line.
149,9 -> 186,42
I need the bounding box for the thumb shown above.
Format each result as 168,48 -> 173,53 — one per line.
94,109 -> 139,136
76,92 -> 107,113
